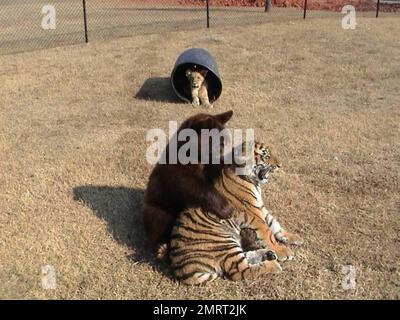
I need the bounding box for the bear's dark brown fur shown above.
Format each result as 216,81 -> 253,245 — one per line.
142,111 -> 234,254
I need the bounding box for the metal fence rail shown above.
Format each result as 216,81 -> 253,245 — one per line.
0,0 -> 397,56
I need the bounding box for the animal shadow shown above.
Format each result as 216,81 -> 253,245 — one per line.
72,185 -> 168,273
135,77 -> 180,103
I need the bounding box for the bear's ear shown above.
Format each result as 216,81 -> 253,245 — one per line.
191,117 -> 213,133
214,110 -> 233,125
185,69 -> 192,77
200,69 -> 208,78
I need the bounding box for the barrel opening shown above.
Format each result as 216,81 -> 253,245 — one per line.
171,63 -> 222,104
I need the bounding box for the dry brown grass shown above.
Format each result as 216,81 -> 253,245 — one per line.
0,16 -> 399,300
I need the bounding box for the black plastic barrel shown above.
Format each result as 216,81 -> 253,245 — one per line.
171,48 -> 222,103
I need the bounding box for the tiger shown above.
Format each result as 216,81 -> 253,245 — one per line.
169,141 -> 303,285
185,68 -> 213,108
243,145 -> 304,248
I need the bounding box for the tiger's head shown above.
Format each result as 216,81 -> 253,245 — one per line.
253,142 -> 281,184
186,68 -> 207,89
235,141 -> 281,184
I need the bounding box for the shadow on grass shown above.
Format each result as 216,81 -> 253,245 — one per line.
72,185 -> 171,276
135,77 -> 180,103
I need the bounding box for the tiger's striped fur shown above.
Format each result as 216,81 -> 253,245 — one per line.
170,141 -> 300,285
253,144 -> 304,247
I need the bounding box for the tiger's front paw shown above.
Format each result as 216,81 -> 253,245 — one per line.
263,250 -> 277,261
280,231 -> 304,246
204,103 -> 213,109
262,260 -> 282,274
273,244 -> 294,262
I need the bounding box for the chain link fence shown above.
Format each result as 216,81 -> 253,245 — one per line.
86,0 -> 205,41
1,0 -> 85,55
0,0 -> 398,55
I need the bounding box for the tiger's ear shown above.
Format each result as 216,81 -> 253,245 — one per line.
185,69 -> 192,77
200,69 -> 208,78
214,110 -> 233,125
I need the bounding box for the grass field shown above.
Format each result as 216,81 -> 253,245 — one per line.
0,15 -> 399,299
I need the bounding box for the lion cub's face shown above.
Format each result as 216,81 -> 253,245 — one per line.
186,69 -> 208,89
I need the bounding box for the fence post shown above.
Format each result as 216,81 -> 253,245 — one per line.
82,0 -> 88,43
265,0 -> 271,12
376,0 -> 380,18
303,0 -> 307,19
206,0 -> 210,28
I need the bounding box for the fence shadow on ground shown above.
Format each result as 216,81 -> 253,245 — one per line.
72,185 -> 171,276
135,76 -> 180,103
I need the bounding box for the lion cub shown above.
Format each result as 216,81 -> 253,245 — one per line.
185,68 -> 213,108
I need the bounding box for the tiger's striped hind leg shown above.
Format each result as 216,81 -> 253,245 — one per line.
176,250 -> 280,285
179,271 -> 220,286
